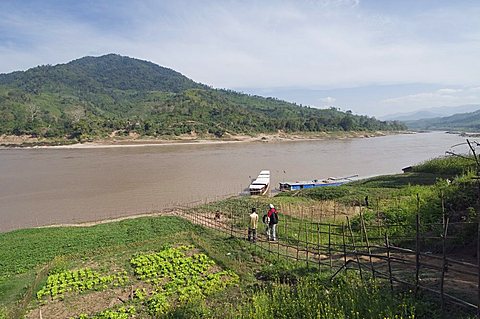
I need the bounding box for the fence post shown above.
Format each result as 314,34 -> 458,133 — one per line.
296,216 -> 301,262
347,217 -> 363,280
477,216 -> 480,319
440,213 -> 449,316
376,197 -> 381,240
306,220 -> 309,268
230,210 -> 234,238
317,223 -> 321,273
342,223 -> 347,273
333,201 -> 337,222
328,223 -> 332,268
360,209 -> 375,280
385,232 -> 394,292
285,215 -> 289,258
415,194 -> 421,296
277,240 -> 280,261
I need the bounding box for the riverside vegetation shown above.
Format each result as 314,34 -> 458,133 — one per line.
0,54 -> 405,144
0,154 -> 478,318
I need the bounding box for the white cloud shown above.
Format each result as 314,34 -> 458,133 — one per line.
0,1 -> 479,92
381,87 -> 480,110
436,88 -> 462,94
319,96 -> 336,104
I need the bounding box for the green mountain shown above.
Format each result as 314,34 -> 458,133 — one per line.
0,54 -> 405,141
406,108 -> 480,131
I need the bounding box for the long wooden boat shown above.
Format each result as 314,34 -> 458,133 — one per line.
249,170 -> 270,195
279,174 -> 358,191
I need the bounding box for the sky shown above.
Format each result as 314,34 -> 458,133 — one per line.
0,0 -> 479,117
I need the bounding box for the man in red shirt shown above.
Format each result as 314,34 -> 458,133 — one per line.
267,204 -> 278,241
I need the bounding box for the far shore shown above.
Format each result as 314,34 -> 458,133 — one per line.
0,130 -> 412,149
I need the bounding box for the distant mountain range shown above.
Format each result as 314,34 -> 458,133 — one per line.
380,104 -> 480,121
0,54 -> 404,141
405,109 -> 480,132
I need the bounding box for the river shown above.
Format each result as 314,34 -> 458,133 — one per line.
0,132 -> 471,232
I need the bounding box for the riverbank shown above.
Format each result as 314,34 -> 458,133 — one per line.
0,130 -> 406,149
0,158 -> 475,318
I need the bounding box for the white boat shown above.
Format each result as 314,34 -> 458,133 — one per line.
249,170 -> 270,195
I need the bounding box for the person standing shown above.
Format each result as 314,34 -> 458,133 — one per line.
267,204 -> 278,241
248,207 -> 259,242
262,212 -> 270,237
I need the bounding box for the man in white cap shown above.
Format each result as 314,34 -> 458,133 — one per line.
267,203 -> 278,241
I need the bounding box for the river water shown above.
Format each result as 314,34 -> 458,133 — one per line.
0,132 -> 470,232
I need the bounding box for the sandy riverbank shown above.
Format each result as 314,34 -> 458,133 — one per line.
0,131 -> 406,149
37,210 -> 176,229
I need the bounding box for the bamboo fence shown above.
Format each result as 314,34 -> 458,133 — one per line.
174,200 -> 480,317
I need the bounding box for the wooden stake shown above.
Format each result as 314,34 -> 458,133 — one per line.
440,213 -> 449,315
329,223 -> 332,268
415,194 -> 421,296
317,223 -> 321,273
360,209 -> 375,280
342,223 -> 347,273
306,219 -> 309,267
347,217 -> 363,280
385,232 -> 394,292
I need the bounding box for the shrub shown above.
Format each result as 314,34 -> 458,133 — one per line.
413,156 -> 476,176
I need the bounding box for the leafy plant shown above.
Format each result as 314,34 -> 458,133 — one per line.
36,268 -> 129,300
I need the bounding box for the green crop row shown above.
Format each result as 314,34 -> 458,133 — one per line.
37,268 -> 129,300
130,245 -> 214,283
73,305 -> 136,319
130,246 -> 239,315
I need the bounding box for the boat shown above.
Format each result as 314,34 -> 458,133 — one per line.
279,175 -> 358,191
249,170 -> 270,195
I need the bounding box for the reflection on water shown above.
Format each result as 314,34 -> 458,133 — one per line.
0,132 -> 469,232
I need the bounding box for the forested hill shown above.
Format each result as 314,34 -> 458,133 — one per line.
0,54 -> 405,141
405,109 -> 480,132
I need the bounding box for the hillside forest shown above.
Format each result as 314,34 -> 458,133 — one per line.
0,54 -> 405,142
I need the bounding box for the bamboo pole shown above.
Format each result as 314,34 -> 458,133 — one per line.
377,197 -> 381,242
342,223 -> 347,273
334,201 -> 337,222
360,209 -> 375,280
329,223 -> 333,268
285,214 -> 289,258
277,238 -> 280,261
415,194 -> 421,296
347,217 -> 363,280
477,218 -> 480,319
317,223 -> 321,273
385,232 -> 394,292
306,219 -> 310,267
230,210 -> 234,238
440,213 -> 449,315
296,210 -> 301,261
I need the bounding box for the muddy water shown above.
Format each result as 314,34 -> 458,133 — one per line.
0,132 -> 469,232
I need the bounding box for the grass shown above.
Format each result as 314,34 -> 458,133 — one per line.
0,212 -> 475,318
412,155 -> 476,176
0,216 -> 268,318
0,216 -> 191,280
1,154 -> 478,318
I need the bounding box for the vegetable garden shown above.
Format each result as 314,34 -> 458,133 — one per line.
32,245 -> 239,318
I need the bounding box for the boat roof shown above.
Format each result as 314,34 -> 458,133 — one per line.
280,179 -> 348,187
252,177 -> 270,185
249,184 -> 266,190
280,175 -> 358,186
